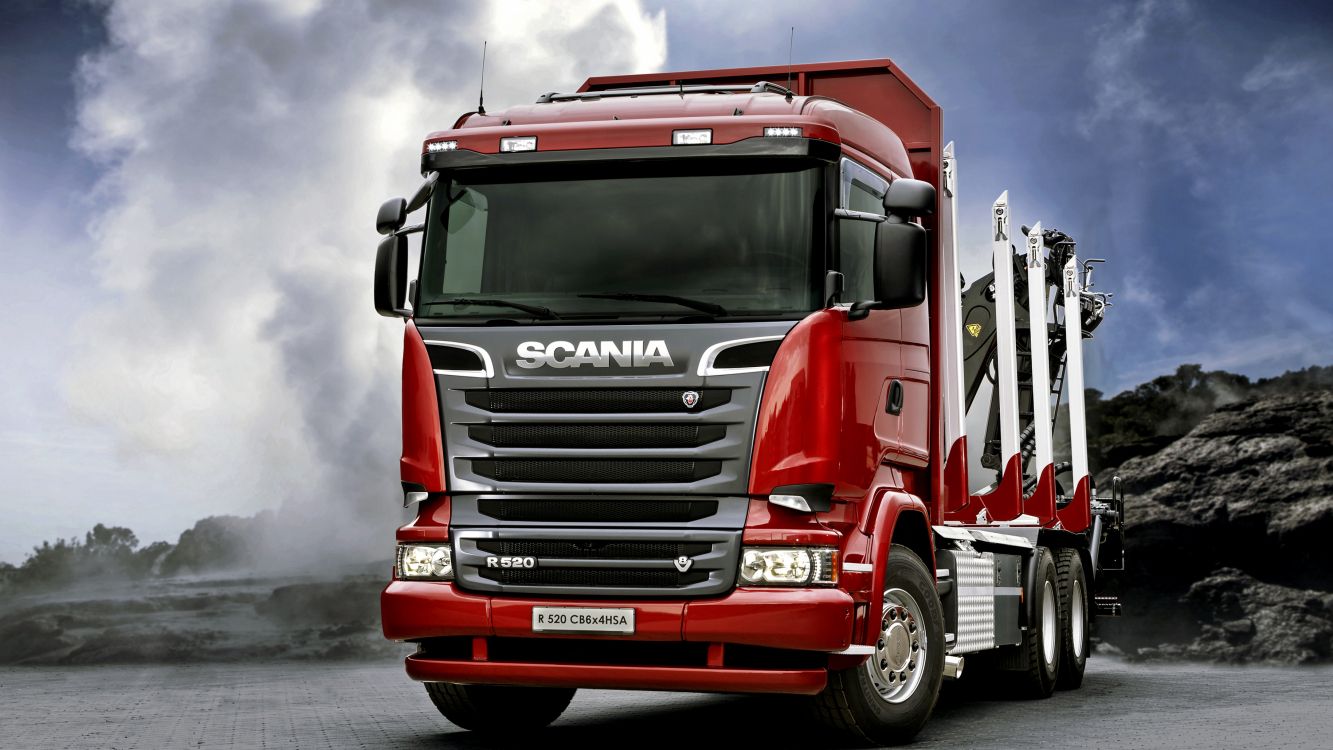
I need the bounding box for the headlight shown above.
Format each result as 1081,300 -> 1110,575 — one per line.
739,547 -> 838,587
396,543 -> 453,581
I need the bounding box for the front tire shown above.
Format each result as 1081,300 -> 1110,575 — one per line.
814,543 -> 945,745
424,683 -> 575,733
1054,548 -> 1090,689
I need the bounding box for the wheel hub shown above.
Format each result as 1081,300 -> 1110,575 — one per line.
884,621 -> 911,671
866,589 -> 927,704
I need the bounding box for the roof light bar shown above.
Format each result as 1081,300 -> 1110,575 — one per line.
672,129 -> 712,146
500,136 -> 537,153
764,126 -> 802,137
426,140 -> 458,153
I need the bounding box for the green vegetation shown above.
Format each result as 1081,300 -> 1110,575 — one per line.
0,524 -> 169,592
1,515 -> 267,596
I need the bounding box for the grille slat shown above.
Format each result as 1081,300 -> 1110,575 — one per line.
476,499 -> 719,523
479,568 -> 709,588
469,458 -> 722,484
465,388 -> 731,414
476,539 -> 712,559
469,423 -> 727,449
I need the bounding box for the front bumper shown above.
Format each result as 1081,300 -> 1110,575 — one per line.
382,581 -> 855,695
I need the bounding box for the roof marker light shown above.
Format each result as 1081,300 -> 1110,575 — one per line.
500,136 -> 537,152
426,140 -> 458,153
672,129 -> 712,145
764,126 -> 802,137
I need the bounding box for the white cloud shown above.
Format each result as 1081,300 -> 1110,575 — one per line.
1241,47 -> 1320,92
65,0 -> 666,558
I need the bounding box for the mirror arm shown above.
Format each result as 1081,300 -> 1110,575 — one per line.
847,300 -> 877,321
394,223 -> 425,236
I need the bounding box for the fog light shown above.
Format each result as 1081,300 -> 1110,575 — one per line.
769,494 -> 813,512
426,140 -> 458,152
672,129 -> 712,145
396,544 -> 453,580
763,126 -> 802,137
739,547 -> 838,586
500,136 -> 537,152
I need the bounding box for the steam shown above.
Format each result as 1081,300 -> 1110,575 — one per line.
65,0 -> 666,561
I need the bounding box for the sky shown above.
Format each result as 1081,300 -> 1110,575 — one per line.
1,0 -> 1331,563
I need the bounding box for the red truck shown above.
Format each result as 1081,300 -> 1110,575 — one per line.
373,59 -> 1123,744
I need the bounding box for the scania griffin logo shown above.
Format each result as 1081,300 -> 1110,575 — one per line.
515,340 -> 674,369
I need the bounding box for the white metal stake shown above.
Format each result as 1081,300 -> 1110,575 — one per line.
1063,255 -> 1089,488
991,192 -> 1021,472
940,142 -> 966,449
1026,223 -> 1054,473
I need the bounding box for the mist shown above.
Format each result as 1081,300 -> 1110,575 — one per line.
57,0 -> 667,565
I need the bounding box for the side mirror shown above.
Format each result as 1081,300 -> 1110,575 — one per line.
872,218 -> 927,309
376,197 -> 407,236
847,217 -> 927,320
883,178 -> 936,217
374,234 -> 409,317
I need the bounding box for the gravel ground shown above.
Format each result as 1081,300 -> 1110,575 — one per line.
1,658 -> 1330,749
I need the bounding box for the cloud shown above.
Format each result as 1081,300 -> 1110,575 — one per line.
1241,45 -> 1322,92
1077,0 -> 1248,198
65,0 -> 666,559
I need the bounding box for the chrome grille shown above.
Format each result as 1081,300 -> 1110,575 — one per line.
447,385 -> 750,493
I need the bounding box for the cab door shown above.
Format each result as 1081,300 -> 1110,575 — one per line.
835,158 -> 915,491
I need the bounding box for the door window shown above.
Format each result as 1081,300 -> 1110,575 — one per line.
838,159 -> 889,302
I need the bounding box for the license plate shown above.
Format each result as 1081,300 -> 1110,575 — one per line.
532,606 -> 635,635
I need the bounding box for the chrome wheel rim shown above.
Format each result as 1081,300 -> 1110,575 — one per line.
1071,578 -> 1086,659
1041,580 -> 1058,665
865,588 -> 928,704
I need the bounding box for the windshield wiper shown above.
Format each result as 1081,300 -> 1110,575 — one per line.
578,292 -> 727,317
432,298 -> 561,320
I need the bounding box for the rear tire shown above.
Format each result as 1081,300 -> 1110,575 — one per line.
813,543 -> 945,746
424,683 -> 575,733
1014,546 -> 1061,698
1054,548 -> 1090,689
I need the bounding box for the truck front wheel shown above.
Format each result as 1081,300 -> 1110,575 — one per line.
814,543 -> 945,746
424,683 -> 575,733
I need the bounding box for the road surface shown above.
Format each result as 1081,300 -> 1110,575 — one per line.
2,658 -> 1329,748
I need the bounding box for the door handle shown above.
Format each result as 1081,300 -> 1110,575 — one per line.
886,379 -> 904,415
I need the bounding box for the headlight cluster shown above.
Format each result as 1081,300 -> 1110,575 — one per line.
739,547 -> 838,587
396,543 -> 453,581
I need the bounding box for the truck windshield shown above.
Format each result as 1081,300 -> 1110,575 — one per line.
416,160 -> 823,321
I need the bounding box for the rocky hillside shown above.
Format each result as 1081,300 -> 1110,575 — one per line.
1099,392 -> 1333,663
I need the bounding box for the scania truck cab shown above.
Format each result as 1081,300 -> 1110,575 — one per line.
374,60 -> 1122,745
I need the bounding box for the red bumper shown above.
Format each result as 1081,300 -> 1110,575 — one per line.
382,582 -> 854,695
404,656 -> 827,695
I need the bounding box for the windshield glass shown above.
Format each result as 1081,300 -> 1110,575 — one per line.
416,159 -> 824,321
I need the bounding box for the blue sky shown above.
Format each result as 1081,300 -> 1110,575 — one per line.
1,0 -> 1330,562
